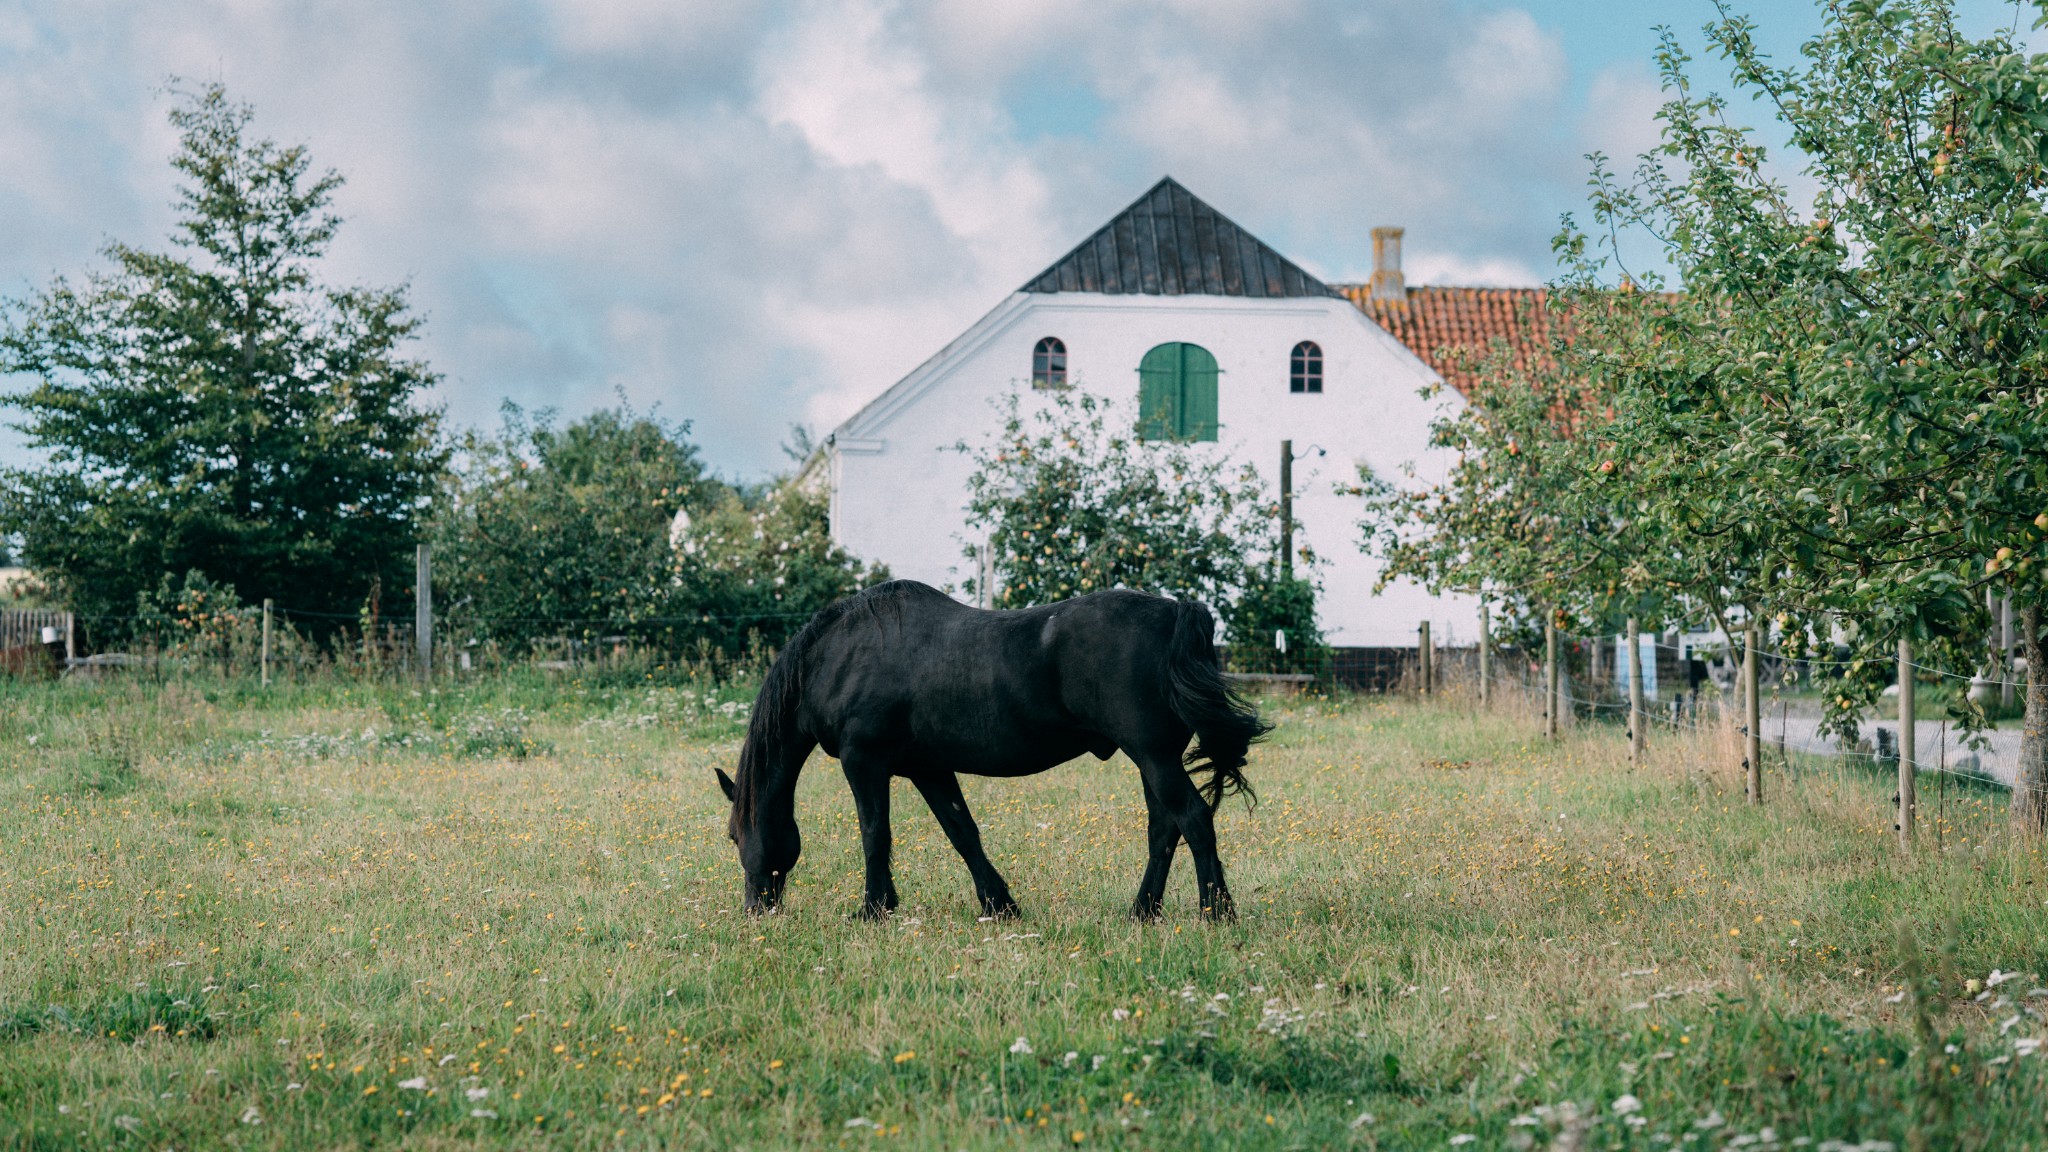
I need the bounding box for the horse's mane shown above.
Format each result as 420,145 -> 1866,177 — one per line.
728,582 -> 914,832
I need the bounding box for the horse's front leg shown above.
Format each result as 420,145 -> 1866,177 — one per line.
1130,771 -> 1182,920
842,761 -> 898,920
911,772 -> 1020,919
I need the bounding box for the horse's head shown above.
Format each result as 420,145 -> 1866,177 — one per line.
716,767 -> 799,913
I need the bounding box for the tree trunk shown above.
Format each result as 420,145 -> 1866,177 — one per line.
2014,604 -> 2048,836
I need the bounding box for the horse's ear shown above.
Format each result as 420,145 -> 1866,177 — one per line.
715,768 -> 737,803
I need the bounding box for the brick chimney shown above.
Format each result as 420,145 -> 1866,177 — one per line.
1370,226 -> 1406,302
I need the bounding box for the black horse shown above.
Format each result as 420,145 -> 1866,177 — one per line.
715,580 -> 1269,920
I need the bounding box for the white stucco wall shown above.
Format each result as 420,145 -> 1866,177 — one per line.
828,291 -> 1477,648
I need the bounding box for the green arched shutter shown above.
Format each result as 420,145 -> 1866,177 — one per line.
1138,344 -> 1180,441
1179,344 -> 1218,441
1137,342 -> 1219,442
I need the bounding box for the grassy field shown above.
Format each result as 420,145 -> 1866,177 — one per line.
2,673 -> 2045,1150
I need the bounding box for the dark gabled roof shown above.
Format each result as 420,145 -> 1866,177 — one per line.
1021,177 -> 1337,299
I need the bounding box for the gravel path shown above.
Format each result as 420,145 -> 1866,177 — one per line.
1758,712 -> 2019,787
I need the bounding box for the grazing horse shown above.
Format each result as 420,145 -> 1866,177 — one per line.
715,580 -> 1269,920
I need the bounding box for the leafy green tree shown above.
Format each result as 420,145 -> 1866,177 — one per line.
0,84 -> 444,636
1371,0 -> 2048,830
1581,1 -> 2048,824
668,475 -> 889,657
434,405 -> 883,659
432,405 -> 719,651
1223,572 -> 1324,673
958,387 -> 1287,624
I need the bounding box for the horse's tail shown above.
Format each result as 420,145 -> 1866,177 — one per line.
1164,599 -> 1271,810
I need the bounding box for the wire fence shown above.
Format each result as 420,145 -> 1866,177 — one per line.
0,601 -> 2034,792
1463,635 -> 2021,792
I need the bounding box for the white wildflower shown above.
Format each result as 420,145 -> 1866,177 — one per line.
2015,1037 -> 2042,1057
1111,1008 -> 1130,1021
1450,1136 -> 1477,1146
240,1106 -> 262,1125
1009,1036 -> 1033,1055
1062,1052 -> 1078,1067
1613,1094 -> 1642,1115
466,1087 -> 489,1102
398,1077 -> 428,1091
470,1109 -> 498,1119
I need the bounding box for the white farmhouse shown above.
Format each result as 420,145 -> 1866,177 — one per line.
826,177 -> 1528,669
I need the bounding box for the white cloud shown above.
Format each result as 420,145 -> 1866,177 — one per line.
0,0 -> 1611,477
1583,63 -> 1665,171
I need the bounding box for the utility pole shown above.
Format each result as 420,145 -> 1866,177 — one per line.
1627,617 -> 1645,765
1279,440 -> 1293,580
1899,637 -> 1916,851
415,544 -> 433,684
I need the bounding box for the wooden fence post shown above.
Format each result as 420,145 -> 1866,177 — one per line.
1545,615 -> 1558,740
1899,637 -> 1916,851
416,544 -> 433,684
262,599 -> 273,687
2002,593 -> 2016,712
1419,620 -> 1432,696
1745,623 -> 1762,804
1478,599 -> 1491,708
64,612 -> 75,668
1628,617 -> 1645,765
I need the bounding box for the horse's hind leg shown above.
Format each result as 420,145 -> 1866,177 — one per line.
1130,772 -> 1182,920
841,760 -> 899,920
911,772 -> 1020,919
1132,748 -> 1235,920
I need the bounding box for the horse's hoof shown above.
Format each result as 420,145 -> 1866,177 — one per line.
1199,897 -> 1237,922
983,900 -> 1022,920
1129,899 -> 1164,921
854,903 -> 892,922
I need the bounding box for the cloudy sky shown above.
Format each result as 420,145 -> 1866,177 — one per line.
0,0 -> 2032,477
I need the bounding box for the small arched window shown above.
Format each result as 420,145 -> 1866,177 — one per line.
1032,337 -> 1067,389
1290,341 -> 1323,393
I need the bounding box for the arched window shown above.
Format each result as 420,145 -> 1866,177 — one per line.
1032,337 -> 1067,388
1290,341 -> 1323,393
1138,342 -> 1219,442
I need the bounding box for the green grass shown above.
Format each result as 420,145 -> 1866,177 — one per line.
1,672 -> 2045,1150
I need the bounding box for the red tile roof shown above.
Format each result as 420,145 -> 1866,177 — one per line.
1333,284 -> 1556,398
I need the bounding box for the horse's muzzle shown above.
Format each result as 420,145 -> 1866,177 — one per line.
743,872 -> 787,914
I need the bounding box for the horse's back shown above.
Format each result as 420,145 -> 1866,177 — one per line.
797,583 -> 1186,773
